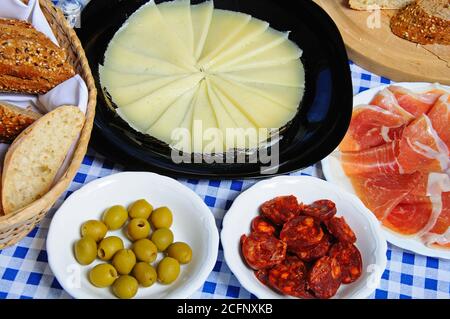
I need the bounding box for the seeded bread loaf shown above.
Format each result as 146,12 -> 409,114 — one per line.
390,0 -> 450,45
0,18 -> 75,94
349,0 -> 414,10
2,105 -> 84,214
0,102 -> 41,143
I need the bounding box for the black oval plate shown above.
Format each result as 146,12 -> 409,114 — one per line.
77,0 -> 352,179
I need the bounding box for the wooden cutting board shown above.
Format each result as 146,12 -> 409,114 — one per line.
314,0 -> 450,85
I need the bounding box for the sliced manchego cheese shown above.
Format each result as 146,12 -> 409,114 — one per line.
217,38 -> 302,72
191,81 -> 222,153
209,75 -> 296,129
103,1 -> 305,153
106,74 -> 185,106
207,27 -> 289,71
198,16 -> 269,68
103,42 -> 190,75
191,1 -> 214,60
117,73 -> 204,132
158,0 -> 194,55
99,65 -> 168,89
206,79 -> 261,149
220,59 -> 305,87
112,1 -> 196,70
199,9 -> 251,63
219,77 -> 304,110
147,86 -> 198,144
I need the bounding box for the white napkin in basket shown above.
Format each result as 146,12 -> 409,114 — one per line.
0,0 -> 89,182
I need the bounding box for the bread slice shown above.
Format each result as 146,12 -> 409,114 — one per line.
2,105 -> 84,214
0,102 -> 41,143
349,0 -> 414,10
391,0 -> 450,45
0,18 -> 75,94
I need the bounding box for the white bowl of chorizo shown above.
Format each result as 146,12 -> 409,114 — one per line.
221,175 -> 387,299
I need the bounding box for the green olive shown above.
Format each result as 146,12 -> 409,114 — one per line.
102,205 -> 128,230
112,249 -> 136,275
127,218 -> 151,241
97,236 -> 124,261
132,239 -> 158,263
167,242 -> 193,264
112,275 -> 138,299
80,220 -> 108,242
74,237 -> 97,265
157,257 -> 180,284
132,262 -> 157,287
151,228 -> 174,252
128,199 -> 153,219
150,207 -> 173,229
89,263 -> 118,287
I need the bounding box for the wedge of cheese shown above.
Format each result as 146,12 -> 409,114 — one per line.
207,28 -> 289,71
217,38 -> 302,72
147,86 -> 198,144
191,1 -> 213,60
158,0 -> 194,55
220,77 -> 304,110
191,81 -> 222,153
209,75 -> 296,129
199,9 -> 251,63
100,66 -> 167,89
113,1 -> 196,70
103,42 -> 189,75
220,59 -> 304,87
106,74 -> 185,106
117,73 -> 204,132
198,16 -> 269,68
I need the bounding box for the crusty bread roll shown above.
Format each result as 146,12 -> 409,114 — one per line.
390,0 -> 450,45
349,0 -> 414,10
0,18 -> 75,94
0,102 -> 41,143
1,105 -> 84,214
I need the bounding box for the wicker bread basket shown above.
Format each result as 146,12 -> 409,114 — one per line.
0,0 -> 97,248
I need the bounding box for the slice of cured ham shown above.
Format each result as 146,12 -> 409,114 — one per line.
397,114 -> 449,174
339,84 -> 450,250
383,173 -> 449,236
427,94 -> 450,149
388,86 -> 445,117
349,172 -> 421,220
339,105 -> 405,152
370,88 -> 414,121
341,141 -> 402,176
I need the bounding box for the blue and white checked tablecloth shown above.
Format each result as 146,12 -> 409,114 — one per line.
0,1 -> 448,300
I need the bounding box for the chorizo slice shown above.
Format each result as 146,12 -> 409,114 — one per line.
241,232 -> 287,270
260,195 -> 300,225
329,242 -> 362,284
251,216 -> 276,236
294,235 -> 332,262
268,256 -> 314,299
307,256 -> 342,299
280,216 -> 324,249
325,216 -> 357,244
302,200 -> 337,221
254,268 -> 270,286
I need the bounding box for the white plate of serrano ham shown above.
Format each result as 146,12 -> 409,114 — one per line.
322,82 -> 450,260
221,175 -> 387,299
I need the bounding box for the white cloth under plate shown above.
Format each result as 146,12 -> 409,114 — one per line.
0,0 -> 89,181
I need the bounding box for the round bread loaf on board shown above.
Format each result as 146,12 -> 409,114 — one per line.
1,105 -> 85,215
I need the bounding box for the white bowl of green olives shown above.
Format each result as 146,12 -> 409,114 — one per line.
47,172 -> 219,299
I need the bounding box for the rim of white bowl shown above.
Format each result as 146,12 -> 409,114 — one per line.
221,175 -> 387,299
47,171 -> 219,299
